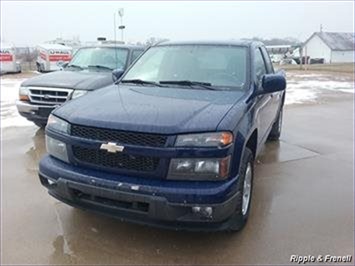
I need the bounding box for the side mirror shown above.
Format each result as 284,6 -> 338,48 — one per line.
261,73 -> 286,93
60,62 -> 68,70
112,69 -> 125,82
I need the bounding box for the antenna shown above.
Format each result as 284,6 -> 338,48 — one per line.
320,24 -> 323,32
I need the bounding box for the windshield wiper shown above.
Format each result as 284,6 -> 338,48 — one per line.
67,64 -> 84,70
121,79 -> 163,87
87,65 -> 113,71
159,80 -> 218,90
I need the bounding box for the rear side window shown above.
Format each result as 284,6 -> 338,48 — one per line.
131,50 -> 144,63
260,46 -> 274,73
254,48 -> 267,83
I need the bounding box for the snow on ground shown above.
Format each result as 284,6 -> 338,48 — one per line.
1,78 -> 33,128
285,72 -> 354,105
0,72 -> 354,128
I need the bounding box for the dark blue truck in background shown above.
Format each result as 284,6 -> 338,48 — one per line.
39,41 -> 286,231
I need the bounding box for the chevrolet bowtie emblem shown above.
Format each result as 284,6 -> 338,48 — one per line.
100,142 -> 124,153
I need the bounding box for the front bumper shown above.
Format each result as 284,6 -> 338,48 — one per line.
16,100 -> 55,123
39,155 -> 240,231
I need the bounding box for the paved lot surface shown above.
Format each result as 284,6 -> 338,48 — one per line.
1,72 -> 354,264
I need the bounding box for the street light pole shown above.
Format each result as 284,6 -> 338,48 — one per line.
113,12 -> 117,43
120,15 -> 123,42
118,8 -> 125,43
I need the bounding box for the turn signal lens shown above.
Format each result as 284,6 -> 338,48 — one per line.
19,95 -> 29,101
175,132 -> 233,147
47,114 -> 70,134
220,132 -> 233,146
219,156 -> 230,178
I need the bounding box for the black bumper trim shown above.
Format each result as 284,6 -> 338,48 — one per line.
39,172 -> 239,231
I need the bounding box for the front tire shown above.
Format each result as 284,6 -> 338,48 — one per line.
228,148 -> 254,231
268,106 -> 283,141
37,63 -> 42,73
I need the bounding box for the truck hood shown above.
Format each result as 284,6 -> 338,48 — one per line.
21,70 -> 113,91
54,84 -> 246,134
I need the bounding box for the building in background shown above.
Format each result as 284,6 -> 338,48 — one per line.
46,36 -> 81,48
303,32 -> 354,63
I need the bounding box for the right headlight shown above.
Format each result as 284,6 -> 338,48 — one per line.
46,135 -> 69,163
19,86 -> 30,101
46,114 -> 70,134
45,115 -> 70,162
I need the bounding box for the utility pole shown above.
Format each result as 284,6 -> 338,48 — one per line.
113,12 -> 117,42
118,8 -> 125,43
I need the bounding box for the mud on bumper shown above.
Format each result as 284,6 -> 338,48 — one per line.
39,172 -> 240,231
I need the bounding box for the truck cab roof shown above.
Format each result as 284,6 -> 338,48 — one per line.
79,44 -> 145,50
154,40 -> 264,48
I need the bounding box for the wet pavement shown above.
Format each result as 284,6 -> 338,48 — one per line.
1,87 -> 354,264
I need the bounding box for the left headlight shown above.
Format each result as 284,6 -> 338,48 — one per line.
46,114 -> 70,134
167,156 -> 231,180
71,90 -> 88,99
175,132 -> 233,147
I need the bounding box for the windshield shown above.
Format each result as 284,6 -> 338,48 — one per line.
122,45 -> 248,90
68,47 -> 129,70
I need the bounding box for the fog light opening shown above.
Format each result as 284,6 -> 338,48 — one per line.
192,206 -> 213,218
47,179 -> 56,185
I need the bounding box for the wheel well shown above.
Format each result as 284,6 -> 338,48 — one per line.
245,130 -> 257,159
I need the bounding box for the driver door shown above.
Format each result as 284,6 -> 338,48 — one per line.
253,47 -> 275,143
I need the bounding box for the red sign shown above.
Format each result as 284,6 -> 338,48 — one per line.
0,54 -> 13,62
48,54 -> 72,62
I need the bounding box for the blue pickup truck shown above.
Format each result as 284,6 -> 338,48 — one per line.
39,41 -> 286,231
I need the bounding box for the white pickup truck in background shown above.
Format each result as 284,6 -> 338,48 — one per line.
0,43 -> 21,74
36,44 -> 72,72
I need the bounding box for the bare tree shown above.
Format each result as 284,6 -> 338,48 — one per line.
17,47 -> 38,71
145,37 -> 169,46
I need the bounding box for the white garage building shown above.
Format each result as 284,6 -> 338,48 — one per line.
303,32 -> 354,63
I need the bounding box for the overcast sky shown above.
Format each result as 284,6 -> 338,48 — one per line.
1,1 -> 354,46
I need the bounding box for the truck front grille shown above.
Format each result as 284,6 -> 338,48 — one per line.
72,146 -> 159,172
71,124 -> 168,147
28,87 -> 72,105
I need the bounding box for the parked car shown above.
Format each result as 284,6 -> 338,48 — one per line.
39,40 -> 286,231
16,44 -> 145,127
0,43 -> 21,74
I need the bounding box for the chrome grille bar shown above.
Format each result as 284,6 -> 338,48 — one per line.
28,87 -> 73,105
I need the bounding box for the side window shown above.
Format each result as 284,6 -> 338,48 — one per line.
131,50 -> 144,64
260,46 -> 274,73
254,48 -> 267,83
